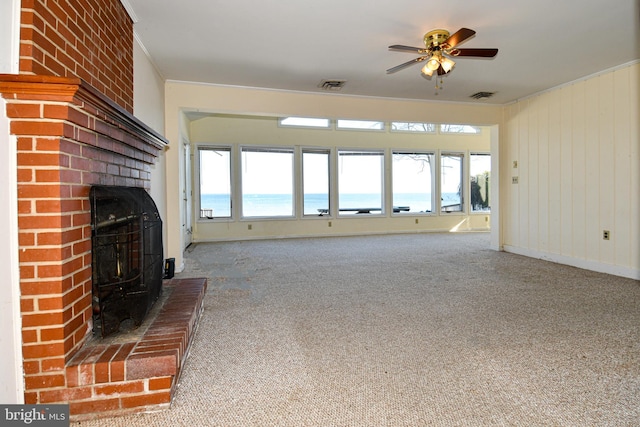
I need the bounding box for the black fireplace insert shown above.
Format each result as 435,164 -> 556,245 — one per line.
90,185 -> 164,338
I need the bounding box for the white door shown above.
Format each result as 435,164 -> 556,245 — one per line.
182,142 -> 192,248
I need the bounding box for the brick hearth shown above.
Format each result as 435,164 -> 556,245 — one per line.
67,278 -> 207,420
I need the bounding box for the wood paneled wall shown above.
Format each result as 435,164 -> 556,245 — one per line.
502,63 -> 639,278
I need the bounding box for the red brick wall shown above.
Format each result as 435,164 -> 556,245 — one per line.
20,0 -> 134,113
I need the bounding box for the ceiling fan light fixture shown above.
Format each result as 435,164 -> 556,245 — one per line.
426,54 -> 440,71
421,64 -> 434,76
441,57 -> 455,73
386,27 -> 498,87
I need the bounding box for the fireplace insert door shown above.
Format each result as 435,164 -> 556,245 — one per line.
90,186 -> 164,338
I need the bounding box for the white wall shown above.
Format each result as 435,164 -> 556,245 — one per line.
164,82 -> 503,269
0,0 -> 20,73
0,98 -> 24,404
0,0 -> 25,404
501,63 -> 639,279
133,36 -> 169,255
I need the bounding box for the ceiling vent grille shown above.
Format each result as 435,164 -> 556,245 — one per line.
318,80 -> 346,91
470,91 -> 495,99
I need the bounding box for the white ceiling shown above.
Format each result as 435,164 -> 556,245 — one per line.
127,0 -> 639,105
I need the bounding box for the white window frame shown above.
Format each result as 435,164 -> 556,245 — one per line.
390,122 -> 436,133
439,124 -> 481,134
278,117 -> 331,129
240,146 -> 296,219
302,148 -> 332,217
336,119 -> 385,131
469,152 -> 491,213
391,151 -> 436,215
440,152 -> 465,214
337,149 -> 385,216
196,145 -> 234,221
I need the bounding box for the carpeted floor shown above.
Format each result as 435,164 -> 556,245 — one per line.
73,232 -> 640,426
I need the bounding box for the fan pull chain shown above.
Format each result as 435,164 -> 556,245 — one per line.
434,78 -> 444,95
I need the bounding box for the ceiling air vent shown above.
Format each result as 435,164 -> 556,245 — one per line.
470,91 -> 495,99
318,80 -> 346,91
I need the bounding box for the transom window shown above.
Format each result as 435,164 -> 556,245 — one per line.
279,117 -> 330,128
391,122 -> 436,133
336,119 -> 385,130
440,124 -> 481,134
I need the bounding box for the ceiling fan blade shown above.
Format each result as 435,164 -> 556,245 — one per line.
386,56 -> 428,74
449,48 -> 498,57
444,28 -> 476,48
388,44 -> 429,54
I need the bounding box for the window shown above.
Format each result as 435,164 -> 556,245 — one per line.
336,119 -> 384,131
391,122 -> 436,133
440,124 -> 481,134
279,117 -> 330,128
392,152 -> 434,213
470,153 -> 491,212
241,148 -> 294,217
303,150 -> 330,215
199,147 -> 232,218
338,150 -> 384,214
441,153 -> 464,212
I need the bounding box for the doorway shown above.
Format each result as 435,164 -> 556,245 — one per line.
183,141 -> 192,249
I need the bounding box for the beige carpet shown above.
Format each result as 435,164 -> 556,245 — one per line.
73,232 -> 640,426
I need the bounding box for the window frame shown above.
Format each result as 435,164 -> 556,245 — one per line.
196,145 -> 234,221
391,150 -> 436,215
278,116 -> 331,129
440,151 -> 465,214
302,148 -> 332,217
336,119 -> 385,131
390,122 -> 436,134
469,152 -> 491,213
337,149 -> 385,216
240,146 -> 296,219
439,124 -> 482,135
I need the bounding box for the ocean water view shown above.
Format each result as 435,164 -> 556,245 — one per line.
200,193 -> 463,217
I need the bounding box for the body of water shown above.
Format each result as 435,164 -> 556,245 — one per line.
200,193 -> 462,217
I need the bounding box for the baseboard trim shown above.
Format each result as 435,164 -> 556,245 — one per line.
502,245 -> 640,280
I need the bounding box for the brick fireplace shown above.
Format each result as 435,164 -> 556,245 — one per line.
0,0 -> 207,419
0,74 -> 207,420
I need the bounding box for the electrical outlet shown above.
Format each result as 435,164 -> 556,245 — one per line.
513,160 -> 518,168
512,176 -> 519,184
248,224 -> 252,230
328,221 -> 332,227
603,230 -> 610,240
415,218 -> 419,224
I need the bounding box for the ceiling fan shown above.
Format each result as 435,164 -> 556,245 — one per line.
386,28 -> 498,77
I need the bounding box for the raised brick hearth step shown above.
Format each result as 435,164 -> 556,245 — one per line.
65,278 -> 207,420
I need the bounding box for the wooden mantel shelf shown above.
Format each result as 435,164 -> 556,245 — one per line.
0,74 -> 169,150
